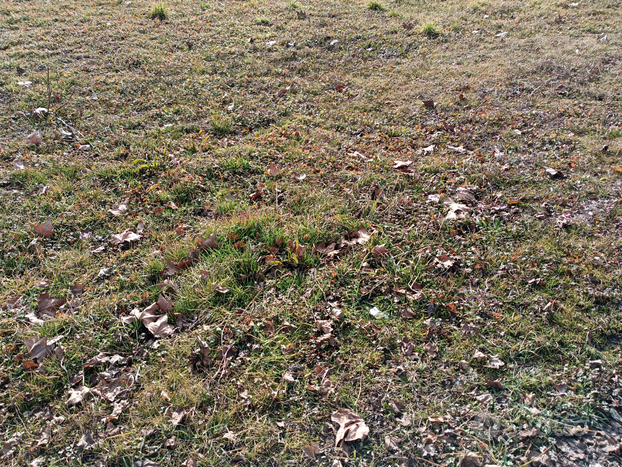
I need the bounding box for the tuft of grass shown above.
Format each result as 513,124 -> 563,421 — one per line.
367,1 -> 386,11
421,21 -> 440,37
254,16 -> 270,25
150,2 -> 167,20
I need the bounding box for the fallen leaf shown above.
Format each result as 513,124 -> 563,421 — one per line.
401,308 -> 416,319
475,393 -> 493,404
486,355 -> 505,369
445,202 -> 469,220
486,380 -> 504,390
303,442 -> 321,458
109,204 -> 128,216
25,132 -> 43,145
316,320 -> 333,335
422,99 -> 436,108
545,167 -> 564,179
397,413 -> 412,426
472,350 -> 486,361
269,162 -> 279,176
170,407 -> 188,426
34,220 -> 54,237
461,322 -> 477,336
35,427 -> 51,447
435,254 -> 456,269
419,144 -> 435,154
37,292 -> 66,318
76,432 -> 97,451
458,451 -> 482,467
138,303 -> 175,338
385,434 -> 401,452
554,383 -> 568,395
110,230 -> 142,246
157,294 -> 173,313
372,244 -> 390,256
447,144 -> 466,153
66,386 -> 90,407
214,283 -> 229,294
520,427 -> 538,440
423,342 -> 438,359
393,160 -> 413,172
331,409 -> 369,447
25,336 -> 55,361
454,187 -> 476,203
522,393 -> 536,406
134,460 -> 160,467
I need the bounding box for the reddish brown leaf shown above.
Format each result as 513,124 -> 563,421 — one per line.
34,219 -> 54,237
37,292 -> 66,318
373,245 -> 390,256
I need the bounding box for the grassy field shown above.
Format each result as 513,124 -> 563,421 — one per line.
1,0 -> 622,465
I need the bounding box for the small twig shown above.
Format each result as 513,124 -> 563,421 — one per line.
47,65 -> 51,111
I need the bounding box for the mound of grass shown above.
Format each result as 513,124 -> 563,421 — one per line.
368,1 -> 385,12
421,21 -> 439,37
150,2 -> 167,20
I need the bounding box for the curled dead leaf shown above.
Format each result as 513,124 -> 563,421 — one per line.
331,409 -> 369,447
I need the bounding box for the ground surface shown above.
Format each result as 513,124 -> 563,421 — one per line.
1,0 -> 622,465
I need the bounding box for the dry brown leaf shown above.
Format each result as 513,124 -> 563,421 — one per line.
385,434 -> 400,452
423,342 -> 438,359
486,355 -> 505,369
316,320 -> 333,335
34,219 -> 54,237
214,283 -> 229,294
37,292 -> 67,318
373,244 -> 390,256
522,392 -> 536,406
472,350 -> 486,361
197,233 -> 217,249
25,335 -> 55,361
66,386 -> 90,407
170,407 -> 188,426
435,254 -> 455,268
139,303 -> 175,338
445,202 -> 469,220
76,432 -> 97,451
486,380 -> 504,390
461,322 -> 477,336
422,99 -> 436,108
110,229 -> 142,246
401,308 -> 416,319
331,409 -> 369,447
157,294 -> 173,313
458,451 -> 482,467
303,442 -> 321,458
25,132 -> 43,145
109,204 -> 128,216
35,426 -> 52,447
